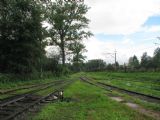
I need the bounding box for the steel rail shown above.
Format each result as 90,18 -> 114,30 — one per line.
0,80 -> 64,95
1,80 -> 73,120
80,76 -> 160,103
0,80 -> 65,107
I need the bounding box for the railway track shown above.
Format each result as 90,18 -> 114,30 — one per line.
0,80 -> 67,103
0,80 -> 65,102
80,76 -> 160,104
0,80 -> 64,107
0,80 -> 73,120
0,80 -> 63,95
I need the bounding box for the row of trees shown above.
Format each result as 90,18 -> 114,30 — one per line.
128,47 -> 160,71
0,0 -> 91,76
81,47 -> 160,72
80,59 -> 119,72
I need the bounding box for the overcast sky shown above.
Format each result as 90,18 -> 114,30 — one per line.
83,0 -> 160,64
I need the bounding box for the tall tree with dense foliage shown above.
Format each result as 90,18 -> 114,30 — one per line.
128,55 -> 139,69
153,47 -> 160,70
0,0 -> 45,74
47,0 -> 92,66
141,52 -> 153,70
68,41 -> 87,71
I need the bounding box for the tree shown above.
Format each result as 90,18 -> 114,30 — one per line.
128,55 -> 139,69
47,0 -> 92,66
141,52 -> 153,70
106,64 -> 114,71
0,0 -> 45,74
68,41 -> 86,71
153,47 -> 160,69
85,59 -> 106,71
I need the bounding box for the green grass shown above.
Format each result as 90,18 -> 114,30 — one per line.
85,72 -> 160,97
0,88 -> 35,99
0,75 -> 68,89
0,84 -> 51,99
84,72 -> 160,111
110,90 -> 160,111
31,80 -> 153,120
35,81 -> 69,96
0,75 -> 70,100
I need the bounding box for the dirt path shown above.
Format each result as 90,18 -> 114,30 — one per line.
109,96 -> 160,120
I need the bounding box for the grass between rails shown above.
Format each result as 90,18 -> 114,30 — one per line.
0,75 -> 68,89
0,88 -> 36,99
35,81 -> 71,96
0,82 -> 59,99
84,72 -> 160,111
85,72 -> 160,97
31,80 -> 153,120
111,90 -> 160,111
0,75 -> 71,100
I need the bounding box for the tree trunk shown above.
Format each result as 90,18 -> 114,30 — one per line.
62,47 -> 65,66
60,36 -> 65,66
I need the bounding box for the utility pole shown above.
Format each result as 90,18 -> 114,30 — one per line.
103,49 -> 117,70
114,50 -> 117,70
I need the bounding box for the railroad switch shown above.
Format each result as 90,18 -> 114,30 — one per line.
41,91 -> 64,103
59,91 -> 64,102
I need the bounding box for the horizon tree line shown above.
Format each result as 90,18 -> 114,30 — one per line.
83,47 -> 160,72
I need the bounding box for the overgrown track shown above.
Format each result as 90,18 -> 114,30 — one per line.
80,76 -> 160,104
0,80 -> 73,120
0,80 -> 65,104
0,80 -> 63,95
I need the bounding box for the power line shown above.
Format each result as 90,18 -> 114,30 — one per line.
103,49 -> 117,69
